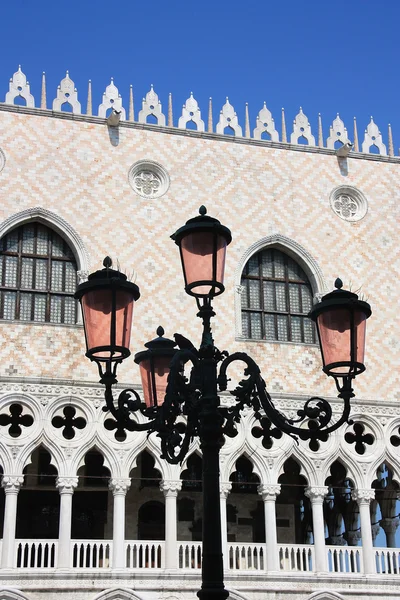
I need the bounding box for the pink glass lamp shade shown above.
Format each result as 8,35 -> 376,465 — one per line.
75,257 -> 140,363
134,327 -> 177,408
171,206 -> 232,298
309,279 -> 372,378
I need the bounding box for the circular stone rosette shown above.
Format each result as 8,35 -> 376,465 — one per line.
128,160 -> 170,199
329,185 -> 368,222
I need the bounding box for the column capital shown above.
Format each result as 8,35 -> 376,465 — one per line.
305,486 -> 329,502
371,522 -> 381,541
380,516 -> 400,534
352,488 -> 375,504
2,475 -> 24,492
258,483 -> 281,500
109,478 -> 131,495
220,482 -> 232,499
56,476 -> 78,493
160,480 -> 182,497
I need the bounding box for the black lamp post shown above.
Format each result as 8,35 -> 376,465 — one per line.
75,206 -> 371,600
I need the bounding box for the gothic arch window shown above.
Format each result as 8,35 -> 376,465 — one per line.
0,222 -> 78,323
240,248 -> 315,343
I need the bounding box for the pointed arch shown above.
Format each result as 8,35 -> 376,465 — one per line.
0,206 -> 90,280
307,593 -> 346,600
92,587 -> 147,600
0,589 -> 33,600
234,234 -> 327,340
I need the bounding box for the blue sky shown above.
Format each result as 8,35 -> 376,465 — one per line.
0,1 -> 399,147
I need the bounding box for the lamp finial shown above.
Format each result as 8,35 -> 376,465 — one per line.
199,205 -> 207,216
334,278 -> 343,289
103,256 -> 112,269
156,325 -> 165,337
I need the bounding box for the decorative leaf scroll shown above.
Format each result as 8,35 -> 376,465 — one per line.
344,422 -> 374,455
52,405 -> 86,440
252,417 -> 282,449
0,403 -> 33,437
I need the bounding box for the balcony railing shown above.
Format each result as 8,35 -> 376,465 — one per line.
6,540 -> 400,575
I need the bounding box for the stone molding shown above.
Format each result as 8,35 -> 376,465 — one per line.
0,147 -> 5,173
0,206 -> 91,274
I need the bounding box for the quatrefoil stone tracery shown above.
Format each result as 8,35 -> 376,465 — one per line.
134,171 -> 161,196
333,195 -> 358,220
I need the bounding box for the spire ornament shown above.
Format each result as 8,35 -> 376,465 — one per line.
388,124 -> 394,157
168,93 -> 173,127
129,85 -> 134,121
318,113 -> 324,147
353,117 -> 359,152
253,102 -> 279,141
86,80 -> 92,116
281,108 -> 287,143
245,103 -> 250,138
208,97 -> 213,133
41,72 -> 47,109
5,66 -> 35,108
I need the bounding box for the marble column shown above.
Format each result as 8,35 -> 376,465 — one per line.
258,484 -> 281,572
352,489 -> 375,574
380,517 -> 400,549
305,486 -> 328,573
220,482 -> 231,570
1,475 -> 24,568
56,476 -> 78,568
109,478 -> 131,569
160,480 -> 182,569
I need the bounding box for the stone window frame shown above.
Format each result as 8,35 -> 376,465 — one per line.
234,234 -> 326,343
0,207 -> 90,325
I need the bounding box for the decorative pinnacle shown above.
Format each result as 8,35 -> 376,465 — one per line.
103,256 -> 112,268
199,205 -> 207,216
334,278 -> 343,289
156,326 -> 165,337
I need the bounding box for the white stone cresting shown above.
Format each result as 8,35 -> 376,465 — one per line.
329,185 -> 368,222
52,71 -> 81,114
138,85 -> 166,126
5,66 -> 35,108
253,102 -> 279,141
178,93 -> 205,131
98,78 -> 126,120
326,114 -> 351,149
290,107 -> 315,145
362,117 -> 387,155
128,160 -> 170,199
216,98 -> 242,136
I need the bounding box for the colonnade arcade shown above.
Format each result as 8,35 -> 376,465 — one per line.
0,434 -> 398,573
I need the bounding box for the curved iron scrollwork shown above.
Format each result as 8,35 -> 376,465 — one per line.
100,334 -> 354,456
217,352 -> 353,452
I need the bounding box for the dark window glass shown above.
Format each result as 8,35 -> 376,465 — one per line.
241,249 -> 315,343
0,224 -> 77,324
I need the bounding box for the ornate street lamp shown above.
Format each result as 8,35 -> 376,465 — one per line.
75,207 -> 371,600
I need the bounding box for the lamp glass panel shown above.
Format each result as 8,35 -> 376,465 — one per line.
181,231 -> 227,296
81,288 -> 134,360
139,356 -> 171,407
317,308 -> 366,373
